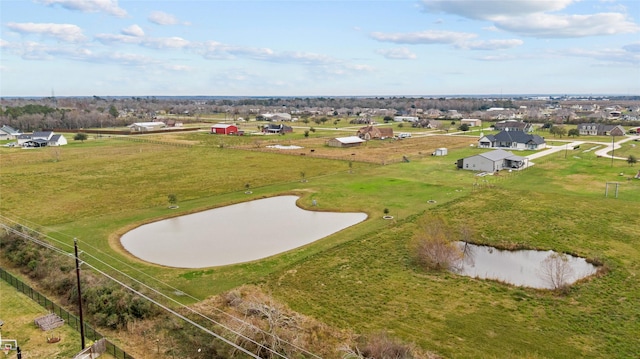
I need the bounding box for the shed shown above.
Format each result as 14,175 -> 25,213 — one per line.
211,124 -> 239,135
433,148 -> 448,156
327,136 -> 365,148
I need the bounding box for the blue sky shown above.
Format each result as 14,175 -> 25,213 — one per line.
1,0 -> 639,97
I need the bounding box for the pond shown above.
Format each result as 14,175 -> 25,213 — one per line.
120,195 -> 367,268
453,242 -> 598,289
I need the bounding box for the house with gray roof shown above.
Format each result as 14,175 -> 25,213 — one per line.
457,149 -> 525,172
0,125 -> 22,140
17,131 -> 67,147
577,123 -> 626,136
479,130 -> 546,150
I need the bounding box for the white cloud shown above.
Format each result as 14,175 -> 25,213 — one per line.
148,11 -> 189,26
370,30 -> 476,44
36,0 -> 127,18
493,12 -> 639,38
457,39 -> 524,50
95,33 -> 142,45
561,47 -> 640,65
376,47 -> 417,60
122,25 -> 144,37
142,36 -> 190,49
6,22 -> 86,42
421,0 -> 640,38
421,0 -> 576,20
164,64 -> 193,72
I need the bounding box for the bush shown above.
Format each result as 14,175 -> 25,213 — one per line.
413,215 -> 463,271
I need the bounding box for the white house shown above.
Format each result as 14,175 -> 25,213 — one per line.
17,131 -> 67,147
0,125 -> 21,140
460,119 -> 482,127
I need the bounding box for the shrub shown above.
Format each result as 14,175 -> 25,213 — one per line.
413,215 -> 463,271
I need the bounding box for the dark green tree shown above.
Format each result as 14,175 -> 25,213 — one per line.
74,133 -> 88,142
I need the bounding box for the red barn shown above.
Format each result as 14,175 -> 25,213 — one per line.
211,124 -> 239,135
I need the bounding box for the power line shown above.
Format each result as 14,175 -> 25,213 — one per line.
0,217 -> 322,358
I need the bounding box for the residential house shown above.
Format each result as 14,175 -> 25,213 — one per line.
457,149 -> 525,172
48,134 -> 67,146
460,119 -> 482,127
479,130 -> 546,150
356,125 -> 394,140
493,120 -> 532,132
262,123 -> 293,134
577,123 -> 626,136
17,131 -> 67,147
327,136 -> 365,148
0,125 -> 22,140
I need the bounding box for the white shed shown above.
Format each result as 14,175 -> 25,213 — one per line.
433,148 -> 448,156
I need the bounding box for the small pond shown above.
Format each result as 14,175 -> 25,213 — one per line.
120,196 -> 367,268
453,242 -> 598,289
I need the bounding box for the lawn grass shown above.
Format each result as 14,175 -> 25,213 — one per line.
1,131 -> 639,358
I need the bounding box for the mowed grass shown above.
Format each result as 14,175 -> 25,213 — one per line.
1,132 -> 639,358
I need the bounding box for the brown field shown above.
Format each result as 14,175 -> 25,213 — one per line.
232,134 -> 477,164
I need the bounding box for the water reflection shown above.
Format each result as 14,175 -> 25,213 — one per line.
453,242 -> 598,289
121,196 -> 367,268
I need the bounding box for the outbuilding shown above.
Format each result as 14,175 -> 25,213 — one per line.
433,148 -> 448,156
327,136 -> 365,148
211,124 -> 239,135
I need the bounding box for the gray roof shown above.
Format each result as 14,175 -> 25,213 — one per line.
478,149 -> 516,161
494,130 -> 544,145
0,125 -> 21,135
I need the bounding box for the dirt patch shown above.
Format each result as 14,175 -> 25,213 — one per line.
233,135 -> 476,164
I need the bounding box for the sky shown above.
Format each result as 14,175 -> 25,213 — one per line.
1,0 -> 639,97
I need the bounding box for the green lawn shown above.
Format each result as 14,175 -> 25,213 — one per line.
1,131 -> 639,358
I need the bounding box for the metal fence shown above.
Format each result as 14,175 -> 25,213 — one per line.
0,267 -> 134,359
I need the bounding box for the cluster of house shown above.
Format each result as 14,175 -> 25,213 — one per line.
1,126 -> 67,147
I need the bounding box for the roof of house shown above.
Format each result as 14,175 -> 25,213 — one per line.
32,131 -> 53,139
494,130 -> 545,145
333,136 -> 365,144
0,125 -> 21,135
50,134 -> 64,142
477,149 -> 524,162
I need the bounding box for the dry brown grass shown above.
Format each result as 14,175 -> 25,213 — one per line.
233,135 -> 476,164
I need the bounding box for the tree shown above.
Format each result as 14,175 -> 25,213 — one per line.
74,133 -> 88,142
567,128 -> 580,138
549,125 -> 567,138
304,130 -> 309,138
627,154 -> 637,166
458,123 -> 470,132
108,104 -> 119,119
383,116 -> 393,123
414,215 -> 463,271
539,253 -> 574,293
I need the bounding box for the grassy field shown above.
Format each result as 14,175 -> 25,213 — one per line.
1,130 -> 639,358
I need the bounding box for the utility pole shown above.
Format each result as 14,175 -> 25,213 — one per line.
611,135 -> 615,167
74,238 -> 85,349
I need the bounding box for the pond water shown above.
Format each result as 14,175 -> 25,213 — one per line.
453,242 -> 598,289
120,195 -> 367,268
